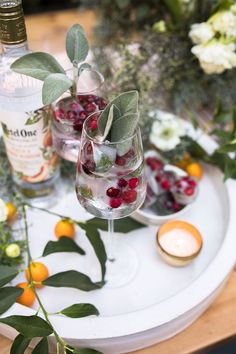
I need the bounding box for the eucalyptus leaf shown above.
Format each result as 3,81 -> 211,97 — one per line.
66,24 -> 89,64
42,236 -> 85,257
86,217 -> 145,233
42,73 -> 73,105
32,337 -> 48,354
43,270 -> 101,291
10,334 -> 31,354
0,265 -> 19,287
0,287 -> 23,315
10,52 -> 65,81
60,303 -> 99,318
79,224 -> 107,282
0,315 -> 53,338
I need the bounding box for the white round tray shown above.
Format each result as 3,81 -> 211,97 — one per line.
1,132 -> 236,354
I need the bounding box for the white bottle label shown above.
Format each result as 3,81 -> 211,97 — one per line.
1,106 -> 59,183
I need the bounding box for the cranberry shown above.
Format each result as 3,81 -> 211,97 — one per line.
184,187 -> 194,196
82,160 -> 96,174
128,177 -> 139,189
161,179 -> 171,190
85,102 -> 96,113
70,101 -> 80,110
146,157 -> 163,171
98,99 -> 107,110
123,149 -> 135,159
87,95 -> 96,102
66,110 -> 77,121
155,173 -> 162,182
77,95 -> 87,103
115,155 -> 126,166
122,189 -> 137,204
188,179 -> 197,187
109,198 -> 123,208
118,178 -> 128,188
85,142 -> 93,155
173,202 -> 181,211
73,119 -> 84,131
89,119 -> 98,131
54,109 -> 64,119
79,111 -> 88,120
106,187 -> 120,198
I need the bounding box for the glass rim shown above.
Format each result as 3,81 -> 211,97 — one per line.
82,110 -> 141,145
65,67 -> 105,95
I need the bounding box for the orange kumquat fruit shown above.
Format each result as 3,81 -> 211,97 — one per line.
54,219 -> 75,239
16,282 -> 36,307
25,261 -> 49,288
186,162 -> 203,180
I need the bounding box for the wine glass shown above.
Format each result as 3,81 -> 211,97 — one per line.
76,111 -> 147,287
51,69 -> 107,162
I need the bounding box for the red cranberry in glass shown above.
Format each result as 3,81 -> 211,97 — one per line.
106,187 -> 121,198
87,95 -> 96,102
66,110 -> 77,121
124,149 -> 135,159
109,198 -> 123,208
54,109 -> 65,120
118,178 -> 128,188
122,189 -> 137,204
85,102 -> 96,113
115,155 -> 126,166
89,119 -> 98,131
146,157 -> 163,171
98,99 -> 107,110
184,186 -> 194,196
79,111 -> 88,120
161,179 -> 171,190
73,119 -> 84,132
173,202 -> 182,211
128,177 -> 139,189
82,160 -> 96,174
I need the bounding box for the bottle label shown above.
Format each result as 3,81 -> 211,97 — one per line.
0,3 -> 27,44
1,106 -> 59,183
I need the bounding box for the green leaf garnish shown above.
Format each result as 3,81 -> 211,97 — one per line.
10,52 -> 65,81
42,236 -> 85,257
0,287 -> 23,315
60,303 -> 99,318
0,265 -> 19,287
66,24 -> 89,65
42,73 -> 73,105
31,337 -> 48,354
42,270 -> 102,291
0,315 -> 53,338
10,334 -> 31,354
86,217 -> 145,233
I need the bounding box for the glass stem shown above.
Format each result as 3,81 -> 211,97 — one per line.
108,219 -> 115,262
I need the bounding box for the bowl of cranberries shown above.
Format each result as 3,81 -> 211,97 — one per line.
132,151 -> 199,225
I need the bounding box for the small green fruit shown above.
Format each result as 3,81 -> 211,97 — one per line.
5,243 -> 21,258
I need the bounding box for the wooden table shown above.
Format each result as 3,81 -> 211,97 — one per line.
1,8 -> 236,354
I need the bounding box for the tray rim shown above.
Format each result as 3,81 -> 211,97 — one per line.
2,132 -> 236,341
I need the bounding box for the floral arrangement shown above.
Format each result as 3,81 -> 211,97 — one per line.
189,3 -> 236,74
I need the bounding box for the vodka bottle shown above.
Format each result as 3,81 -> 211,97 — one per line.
0,0 -> 60,204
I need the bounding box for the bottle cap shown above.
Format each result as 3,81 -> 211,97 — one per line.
0,0 -> 27,45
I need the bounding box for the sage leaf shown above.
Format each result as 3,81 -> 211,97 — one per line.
0,287 -> 23,315
10,52 -> 65,81
98,104 -> 119,140
42,73 -> 73,105
0,315 -> 53,338
43,270 -> 101,291
0,265 -> 19,287
86,217 -> 145,233
42,236 -> 85,257
60,303 -> 99,318
111,113 -> 139,142
79,224 -> 107,282
10,334 -> 31,354
79,63 -> 92,75
32,337 -> 48,354
74,349 -> 103,354
66,24 -> 89,64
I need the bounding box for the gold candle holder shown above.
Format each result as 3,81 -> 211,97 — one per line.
156,220 -> 203,267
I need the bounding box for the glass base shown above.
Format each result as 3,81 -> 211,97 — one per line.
104,240 -> 139,288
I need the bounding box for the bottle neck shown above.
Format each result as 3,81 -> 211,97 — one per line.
1,41 -> 29,56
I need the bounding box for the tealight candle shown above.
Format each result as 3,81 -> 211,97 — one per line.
156,220 -> 202,266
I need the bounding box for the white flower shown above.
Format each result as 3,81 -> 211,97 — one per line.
191,42 -> 236,74
0,199 -> 7,222
211,10 -> 236,37
189,22 -> 214,44
150,118 -> 186,151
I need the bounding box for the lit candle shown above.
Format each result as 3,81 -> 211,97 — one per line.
156,220 -> 203,266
